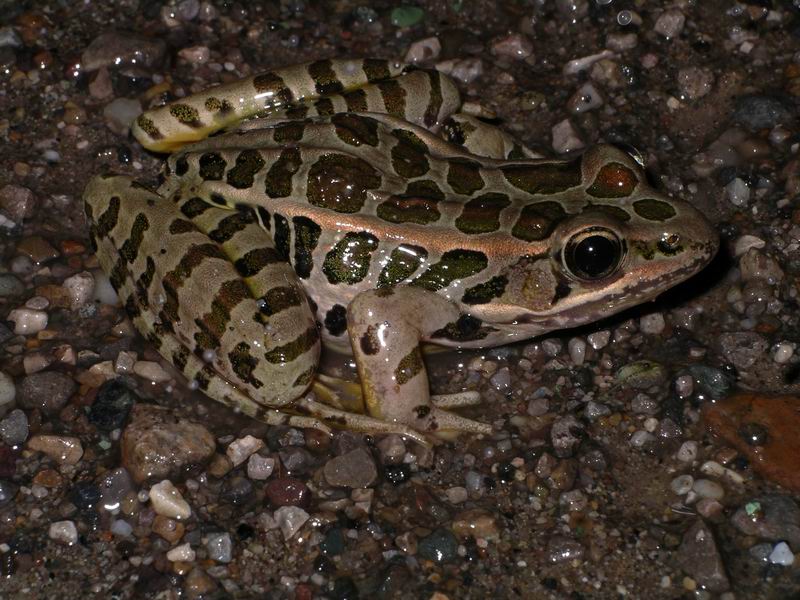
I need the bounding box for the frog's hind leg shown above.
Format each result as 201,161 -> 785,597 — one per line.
347,286 -> 492,439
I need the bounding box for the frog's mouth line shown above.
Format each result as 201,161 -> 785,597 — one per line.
511,255 -> 714,329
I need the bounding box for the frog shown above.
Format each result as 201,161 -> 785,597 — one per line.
83,58 -> 718,444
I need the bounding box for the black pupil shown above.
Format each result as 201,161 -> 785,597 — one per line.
571,234 -> 619,279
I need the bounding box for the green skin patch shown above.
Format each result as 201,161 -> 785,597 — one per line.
412,249 -> 488,291
263,326 -> 319,364
447,158 -> 485,196
394,347 -> 424,385
292,216 -> 322,279
377,195 -> 440,225
332,113 -> 380,147
511,201 -> 567,242
461,275 -> 508,305
377,244 -> 427,287
323,232 -> 379,284
309,59 -> 345,95
265,148 -> 301,198
227,149 -> 266,189
501,161 -> 581,195
273,120 -> 307,144
455,193 -> 511,234
307,154 -> 382,213
169,104 -> 202,127
633,199 -> 677,221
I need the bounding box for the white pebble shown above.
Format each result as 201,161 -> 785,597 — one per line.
114,351 -> 137,374
654,9 -> 685,39
62,271 -> 95,309
49,520 -> 78,545
567,82 -> 603,114
7,308 -> 48,335
644,417 -> 659,433
274,506 -> 309,540
551,119 -> 585,154
490,33 -> 533,60
247,453 -> 275,480
629,430 -> 655,448
692,478 -> 724,501
562,49 -> 614,76
149,480 -> 191,520
226,434 -> 264,467
111,519 -> 133,537
639,313 -> 665,335
92,269 -> 119,305
674,375 -> 694,398
726,177 -> 750,207
699,460 -> 725,478
670,474 -> 694,495
404,36 -> 441,63
25,296 -> 49,310
0,371 -> 16,410
676,441 -> 698,462
769,542 -> 795,566
587,330 -> 610,350
773,343 -> 795,365
133,360 -> 171,383
166,542 -> 196,562
733,235 -> 766,258
436,58 -> 483,84
567,338 -> 586,366
490,367 -> 511,390
446,486 -> 468,504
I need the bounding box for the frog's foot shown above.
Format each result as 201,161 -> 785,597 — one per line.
294,396 -> 431,446
348,286 -> 493,439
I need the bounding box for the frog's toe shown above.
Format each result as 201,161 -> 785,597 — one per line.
417,406 -> 493,440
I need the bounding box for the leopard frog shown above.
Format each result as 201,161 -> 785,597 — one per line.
84,58 -> 718,443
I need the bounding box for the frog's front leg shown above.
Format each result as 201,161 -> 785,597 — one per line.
347,286 -> 492,438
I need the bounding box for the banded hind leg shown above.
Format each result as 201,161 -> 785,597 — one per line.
347,285 -> 492,438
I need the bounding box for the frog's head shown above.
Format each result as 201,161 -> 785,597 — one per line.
479,144 -> 718,334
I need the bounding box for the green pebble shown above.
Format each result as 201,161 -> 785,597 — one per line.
390,6 -> 425,28
418,528 -> 458,563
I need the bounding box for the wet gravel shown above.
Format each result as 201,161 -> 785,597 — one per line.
2,0 -> 800,598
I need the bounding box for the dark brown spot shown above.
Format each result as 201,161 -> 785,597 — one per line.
455,193 -> 511,234
359,325 -> 381,355
501,160 -> 582,195
308,59 -> 344,95
324,304 -> 348,336
307,153 -> 381,213
511,201 -> 567,242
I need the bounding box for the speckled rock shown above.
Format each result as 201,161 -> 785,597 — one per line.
733,95 -> 794,131
17,371 -> 76,414
89,379 -> 136,431
418,528 -> 458,563
121,404 -> 216,483
149,480 -> 191,520
27,435 -> 83,465
0,409 -> 28,446
323,448 -> 378,488
677,520 -> 729,593
265,477 -> 310,508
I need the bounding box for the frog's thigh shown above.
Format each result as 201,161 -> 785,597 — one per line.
347,286 -> 492,437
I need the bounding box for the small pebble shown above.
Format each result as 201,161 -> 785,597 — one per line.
490,33 -> 533,60
551,119 -> 585,153
677,441 -> 698,463
567,338 -> 586,365
567,82 -> 603,114
62,271 -> 95,309
206,532 -> 232,563
133,361 -> 171,383
773,343 -> 794,365
692,479 -> 724,501
166,542 -> 195,562
587,330 -> 610,350
0,409 -> 28,446
639,313 -> 665,335
323,448 -> 377,488
149,480 -> 192,520
27,434 -> 83,465
390,6 -> 425,28
671,475 -> 694,495
7,308 -> 48,335
17,370 -> 75,414
726,178 -> 750,207
630,430 -> 655,448
274,505 -> 309,540
0,371 -> 16,414
111,519 -> 133,537
226,435 -> 264,467
247,454 -> 275,480
769,542 -> 795,566
48,520 -> 78,545
654,9 -> 685,39
446,486 -> 468,504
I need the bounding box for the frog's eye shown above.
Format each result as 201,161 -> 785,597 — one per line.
563,227 -> 623,281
